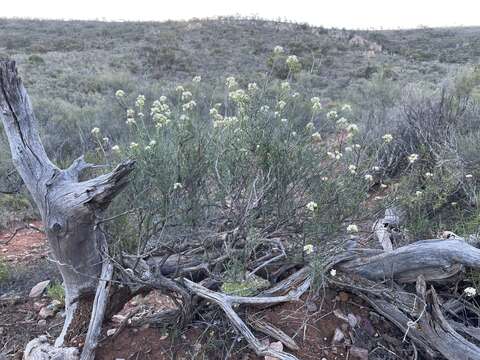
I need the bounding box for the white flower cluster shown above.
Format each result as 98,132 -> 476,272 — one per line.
248,82 -> 259,92
225,76 -> 237,89
408,153 -> 419,164
151,99 -> 171,128
213,116 -> 238,128
273,45 -> 284,55
347,224 -> 359,233
382,134 -> 393,143
311,97 -> 322,113
327,150 -> 343,160
326,110 -> 338,120
303,244 -> 314,254
115,89 -> 125,98
286,55 -> 301,72
91,127 -> 100,136
306,201 -> 318,212
181,91 -> 192,101
135,95 -> 145,109
173,182 -> 183,190
464,287 -> 477,297
311,132 -> 322,143
192,75 -> 201,83
182,100 -> 197,112
229,89 -> 249,104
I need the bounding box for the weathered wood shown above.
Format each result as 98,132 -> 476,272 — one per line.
0,61 -> 134,357
80,243 -> 113,360
183,271 -> 311,360
336,239 -> 480,283
23,336 -> 79,360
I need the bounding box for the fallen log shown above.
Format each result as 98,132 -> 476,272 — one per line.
336,239 -> 480,283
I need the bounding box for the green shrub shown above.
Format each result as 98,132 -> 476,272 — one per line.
47,282 -> 65,305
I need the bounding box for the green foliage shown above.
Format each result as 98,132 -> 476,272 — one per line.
47,282 -> 65,305
0,259 -> 9,283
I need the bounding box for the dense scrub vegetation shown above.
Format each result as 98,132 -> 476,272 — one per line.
0,17 -> 479,276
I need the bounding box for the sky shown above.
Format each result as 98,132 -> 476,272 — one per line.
2,0 -> 480,29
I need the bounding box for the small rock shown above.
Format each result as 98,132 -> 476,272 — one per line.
38,319 -> 47,326
29,280 -> 50,298
33,301 -> 45,311
38,306 -> 55,319
265,341 -> 283,360
350,346 -> 368,360
332,327 -> 345,343
106,328 -> 117,336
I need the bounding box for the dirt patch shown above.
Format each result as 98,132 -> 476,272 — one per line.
0,221 -> 47,263
96,289 -> 412,360
0,296 -> 62,359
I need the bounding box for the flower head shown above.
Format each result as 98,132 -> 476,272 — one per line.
91,127 -> 100,136
464,287 -> 477,297
466,174 -> 474,179
408,154 -> 419,164
225,76 -> 237,89
311,132 -> 322,143
115,90 -> 125,98
303,244 -> 314,254
135,95 -> 145,108
329,269 -> 337,276
286,55 -> 301,72
111,145 -> 120,153
364,174 -> 373,181
192,75 -> 201,83
382,134 -> 393,143
348,164 -> 357,174
273,45 -> 284,55
347,224 -> 359,233
129,142 -> 139,150
326,110 -> 338,120
173,182 -> 183,190
306,201 -> 318,212
248,82 -> 259,92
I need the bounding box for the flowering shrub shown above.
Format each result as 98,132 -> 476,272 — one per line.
93,51 -> 379,272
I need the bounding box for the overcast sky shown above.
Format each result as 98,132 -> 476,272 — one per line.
2,0 -> 479,29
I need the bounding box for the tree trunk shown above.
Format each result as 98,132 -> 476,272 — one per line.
0,61 -> 134,347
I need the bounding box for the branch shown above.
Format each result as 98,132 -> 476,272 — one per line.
183,273 -> 310,360
64,155 -> 109,182
0,60 -> 56,201
336,239 -> 480,283
81,245 -> 113,360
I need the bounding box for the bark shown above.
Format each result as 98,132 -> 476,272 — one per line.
0,61 -> 134,349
